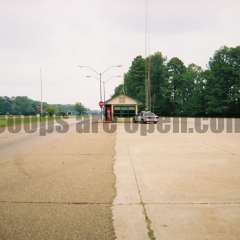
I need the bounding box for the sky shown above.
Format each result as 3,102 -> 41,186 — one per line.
0,0 -> 239,109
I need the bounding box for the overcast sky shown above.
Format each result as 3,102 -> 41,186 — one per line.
0,0 -> 239,109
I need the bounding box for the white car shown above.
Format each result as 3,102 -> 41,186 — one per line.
134,111 -> 159,124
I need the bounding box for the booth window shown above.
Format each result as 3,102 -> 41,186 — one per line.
113,105 -> 136,118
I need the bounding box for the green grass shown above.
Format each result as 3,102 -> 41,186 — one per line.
0,118 -> 7,127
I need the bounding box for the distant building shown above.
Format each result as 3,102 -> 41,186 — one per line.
104,94 -> 139,122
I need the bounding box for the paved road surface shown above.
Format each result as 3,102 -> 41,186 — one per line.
113,119 -> 240,240
0,120 -> 116,240
0,118 -> 240,239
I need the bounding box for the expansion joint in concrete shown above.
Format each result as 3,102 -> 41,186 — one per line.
127,147 -> 157,240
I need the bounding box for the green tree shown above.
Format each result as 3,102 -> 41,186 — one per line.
124,56 -> 146,104
47,105 -> 57,116
182,64 -> 206,116
148,52 -> 170,115
0,97 -> 12,115
167,57 -> 187,115
11,97 -> 35,115
111,46 -> 240,117
206,46 -> 240,116
74,102 -> 86,115
113,84 -> 125,97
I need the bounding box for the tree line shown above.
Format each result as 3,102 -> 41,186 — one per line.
0,96 -> 87,116
114,46 -> 240,117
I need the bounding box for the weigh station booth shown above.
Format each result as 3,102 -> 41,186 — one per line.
104,94 -> 139,122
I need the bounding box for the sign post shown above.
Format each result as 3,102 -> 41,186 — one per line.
99,101 -> 104,120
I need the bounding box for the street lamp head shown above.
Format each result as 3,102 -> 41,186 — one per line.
116,65 -> 122,68
77,65 -> 99,75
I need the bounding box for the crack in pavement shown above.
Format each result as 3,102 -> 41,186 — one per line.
1,201 -> 240,206
0,201 -> 112,206
127,146 -> 157,240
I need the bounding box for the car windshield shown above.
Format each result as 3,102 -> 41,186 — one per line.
144,112 -> 155,117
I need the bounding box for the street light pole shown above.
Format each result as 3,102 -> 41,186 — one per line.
99,72 -> 103,118
88,75 -> 121,104
77,65 -> 122,120
40,67 -> 43,117
104,75 -> 122,103
99,72 -> 102,101
103,81 -> 106,103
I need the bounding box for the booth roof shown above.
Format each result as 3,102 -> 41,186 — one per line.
105,94 -> 141,105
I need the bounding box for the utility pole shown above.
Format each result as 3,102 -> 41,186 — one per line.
145,0 -> 148,111
145,0 -> 151,111
148,59 -> 151,111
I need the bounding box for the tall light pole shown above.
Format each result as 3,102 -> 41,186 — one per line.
40,67 -> 43,117
145,0 -> 151,111
77,65 -> 122,120
103,75 -> 122,103
85,75 -> 122,106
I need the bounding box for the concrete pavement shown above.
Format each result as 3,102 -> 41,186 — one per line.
0,119 -> 240,239
0,120 -> 116,240
113,121 -> 240,240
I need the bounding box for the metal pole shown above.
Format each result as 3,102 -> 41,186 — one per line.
100,73 -> 103,120
145,0 -> 148,59
147,0 -> 152,112
77,65 -> 122,120
145,0 -> 149,111
148,59 -> 151,111
144,0 -> 152,112
103,81 -> 106,103
40,67 -> 43,117
100,73 -> 102,101
103,81 -> 106,121
123,77 -> 125,94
